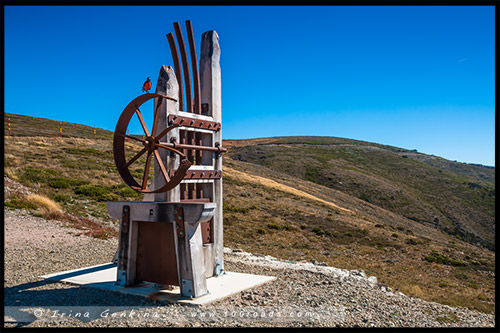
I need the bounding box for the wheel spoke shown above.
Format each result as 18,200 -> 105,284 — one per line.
151,98 -> 163,137
142,151 -> 153,190
155,143 -> 186,158
155,124 -> 179,141
153,150 -> 171,183
124,147 -> 148,169
118,133 -> 146,143
135,108 -> 151,137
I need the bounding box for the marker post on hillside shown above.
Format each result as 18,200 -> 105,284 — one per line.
8,118 -> 11,137
94,124 -> 96,140
59,122 -> 62,138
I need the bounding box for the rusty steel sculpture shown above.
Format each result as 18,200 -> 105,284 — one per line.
107,21 -> 226,298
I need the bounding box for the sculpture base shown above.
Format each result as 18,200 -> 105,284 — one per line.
41,263 -> 276,306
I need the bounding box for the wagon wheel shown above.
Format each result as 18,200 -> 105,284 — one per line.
113,93 -> 192,193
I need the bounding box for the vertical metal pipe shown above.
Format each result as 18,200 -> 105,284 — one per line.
180,183 -> 186,200
185,20 -> 201,115
186,131 -> 193,163
173,22 -> 193,113
166,33 -> 184,112
195,132 -> 202,165
180,130 -> 187,160
188,183 -> 195,200
196,185 -> 203,200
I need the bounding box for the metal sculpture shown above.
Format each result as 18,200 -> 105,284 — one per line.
107,20 -> 225,298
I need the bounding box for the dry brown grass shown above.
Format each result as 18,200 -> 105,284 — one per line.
405,284 -> 425,298
41,207 -> 117,240
26,194 -> 61,214
8,191 -> 117,240
224,166 -> 352,214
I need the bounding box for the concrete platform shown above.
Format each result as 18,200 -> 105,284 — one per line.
41,263 -> 276,306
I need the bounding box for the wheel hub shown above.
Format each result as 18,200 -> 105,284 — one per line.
144,136 -> 157,151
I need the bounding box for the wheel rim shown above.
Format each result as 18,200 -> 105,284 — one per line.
113,93 -> 191,193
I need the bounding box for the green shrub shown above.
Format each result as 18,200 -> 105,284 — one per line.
223,202 -> 253,214
310,226 -> 333,237
256,228 -> 266,235
305,168 -> 319,182
52,193 -> 71,203
74,184 -> 119,201
48,177 -> 89,189
112,184 -> 143,199
424,250 -> 467,267
391,233 -> 399,238
406,238 -> 419,245
266,223 -> 294,231
312,227 -> 324,236
48,178 -> 72,189
19,167 -> 59,184
359,193 -> 371,202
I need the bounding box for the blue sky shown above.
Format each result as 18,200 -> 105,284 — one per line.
4,5 -> 495,166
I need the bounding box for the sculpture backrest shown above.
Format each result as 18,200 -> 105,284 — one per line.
152,22 -> 224,277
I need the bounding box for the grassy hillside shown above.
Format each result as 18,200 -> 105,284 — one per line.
226,136 -> 495,251
3,113 -> 495,314
4,113 -> 113,140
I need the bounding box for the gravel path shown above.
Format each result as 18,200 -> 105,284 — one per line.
4,208 -> 495,328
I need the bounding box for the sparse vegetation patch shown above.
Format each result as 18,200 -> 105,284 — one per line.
74,184 -> 120,201
424,250 -> 466,267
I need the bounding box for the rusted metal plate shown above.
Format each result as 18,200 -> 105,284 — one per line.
168,114 -> 221,131
201,218 -> 213,244
175,207 -> 185,239
168,169 -> 222,179
136,221 -> 179,286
